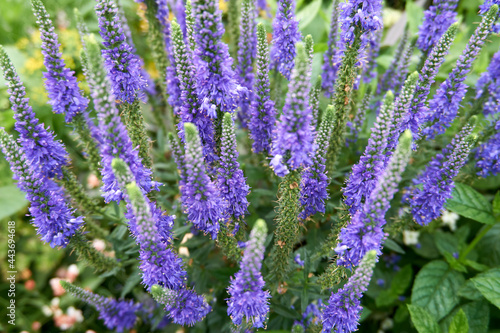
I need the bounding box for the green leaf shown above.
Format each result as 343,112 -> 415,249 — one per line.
449,309 -> 468,333
405,1 -> 425,35
493,191 -> 500,219
472,268 -> 500,310
296,0 -> 322,30
458,280 -> 484,301
376,265 -> 413,307
462,301 -> 489,333
446,183 -> 496,225
476,224 -> 500,266
407,304 -> 441,333
0,185 -> 28,220
384,238 -> 405,254
411,261 -> 465,320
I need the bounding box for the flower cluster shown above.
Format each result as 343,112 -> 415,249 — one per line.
31,0 -> 89,123
480,0 -> 500,33
476,49 -> 500,117
227,219 -> 271,328
476,120 -> 500,177
322,0 -> 341,95
416,0 -> 458,54
338,0 -> 383,47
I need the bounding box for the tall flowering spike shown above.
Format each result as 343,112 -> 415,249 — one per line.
175,0 -> 187,37
82,34 -> 157,202
322,250 -> 377,333
95,0 -> 146,103
391,42 -> 413,98
422,5 -> 498,140
403,22 -> 458,137
343,92 -> 395,215
322,0 -> 341,95
192,0 -> 244,116
347,88 -> 372,146
310,76 -> 322,129
270,42 -> 314,177
0,46 -> 68,179
249,23 -> 277,155
112,158 -> 187,290
168,132 -> 188,203
170,21 -> 217,164
416,0 -> 458,54
480,0 -> 500,33
60,281 -> 140,332
185,1 -> 196,51
184,123 -> 225,239
31,0 -> 88,123
476,120 -> 500,177
217,114 -> 250,220
270,0 -> 301,79
227,219 -> 271,328
305,34 -> 314,66
361,29 -> 382,84
151,285 -> 212,326
338,0 -> 382,47
336,130 -> 413,268
237,0 -> 257,127
0,129 -> 83,248
475,49 -> 500,117
385,72 -> 419,154
300,105 -> 336,219
377,29 -> 409,96
405,123 -> 476,226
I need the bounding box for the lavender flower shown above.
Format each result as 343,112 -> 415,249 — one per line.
476,120 -> 500,177
0,46 -> 68,179
300,105 -> 335,218
270,43 -> 314,176
361,29 -> 382,84
422,5 -> 498,139
310,76 -> 322,129
82,34 -> 157,202
475,49 -> 500,117
403,22 -> 458,138
185,1 -> 196,51
192,0 -> 244,116
405,124 -> 476,225
0,129 -> 83,248
237,0 -> 257,126
322,250 -> 377,333
170,21 -> 217,164
31,0 -> 88,123
337,130 -> 412,268
416,0 -> 458,54
184,123 -> 225,238
270,0 -> 301,79
217,114 -> 250,220
95,0 -> 146,103
248,23 -> 277,154
322,0 -> 341,95
377,30 -> 409,96
176,0 -> 187,36
343,92 -> 394,215
112,159 -> 187,290
151,285 -> 212,326
227,219 -> 271,328
480,0 -> 500,33
61,281 -> 140,332
338,0 -> 383,47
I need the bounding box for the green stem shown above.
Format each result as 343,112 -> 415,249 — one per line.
459,224 -> 494,262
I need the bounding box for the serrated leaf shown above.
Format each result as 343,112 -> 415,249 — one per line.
472,268 -> 500,310
0,185 -> 28,220
446,183 -> 496,225
449,309 -> 468,333
462,301 -> 489,333
411,261 -> 465,320
407,304 -> 441,333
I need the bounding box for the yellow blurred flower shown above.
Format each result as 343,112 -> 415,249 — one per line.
219,0 -> 228,13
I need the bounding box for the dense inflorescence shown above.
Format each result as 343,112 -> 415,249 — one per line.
416,0 -> 458,54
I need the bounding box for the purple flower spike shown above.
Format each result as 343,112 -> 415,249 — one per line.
480,0 -> 500,33
192,0 -> 244,115
343,92 -> 394,215
217,114 -> 250,220
61,281 -> 140,333
416,0 -> 458,54
337,131 -> 412,268
338,0 -> 383,47
31,0 -> 89,123
249,23 -> 277,154
476,120 -> 500,177
0,46 -> 68,179
405,124 -> 476,226
170,21 -> 217,164
183,123 -> 225,239
422,6 -> 498,139
237,0 -> 257,127
227,219 -> 271,328
475,49 -> 500,117
270,0 -> 301,79
322,250 -> 377,333
95,0 -> 147,103
0,129 -> 83,248
270,43 -> 314,176
322,0 -> 341,95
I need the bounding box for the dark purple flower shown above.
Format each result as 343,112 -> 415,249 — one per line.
475,120 -> 500,177
475,49 -> 500,117
416,0 -> 458,53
